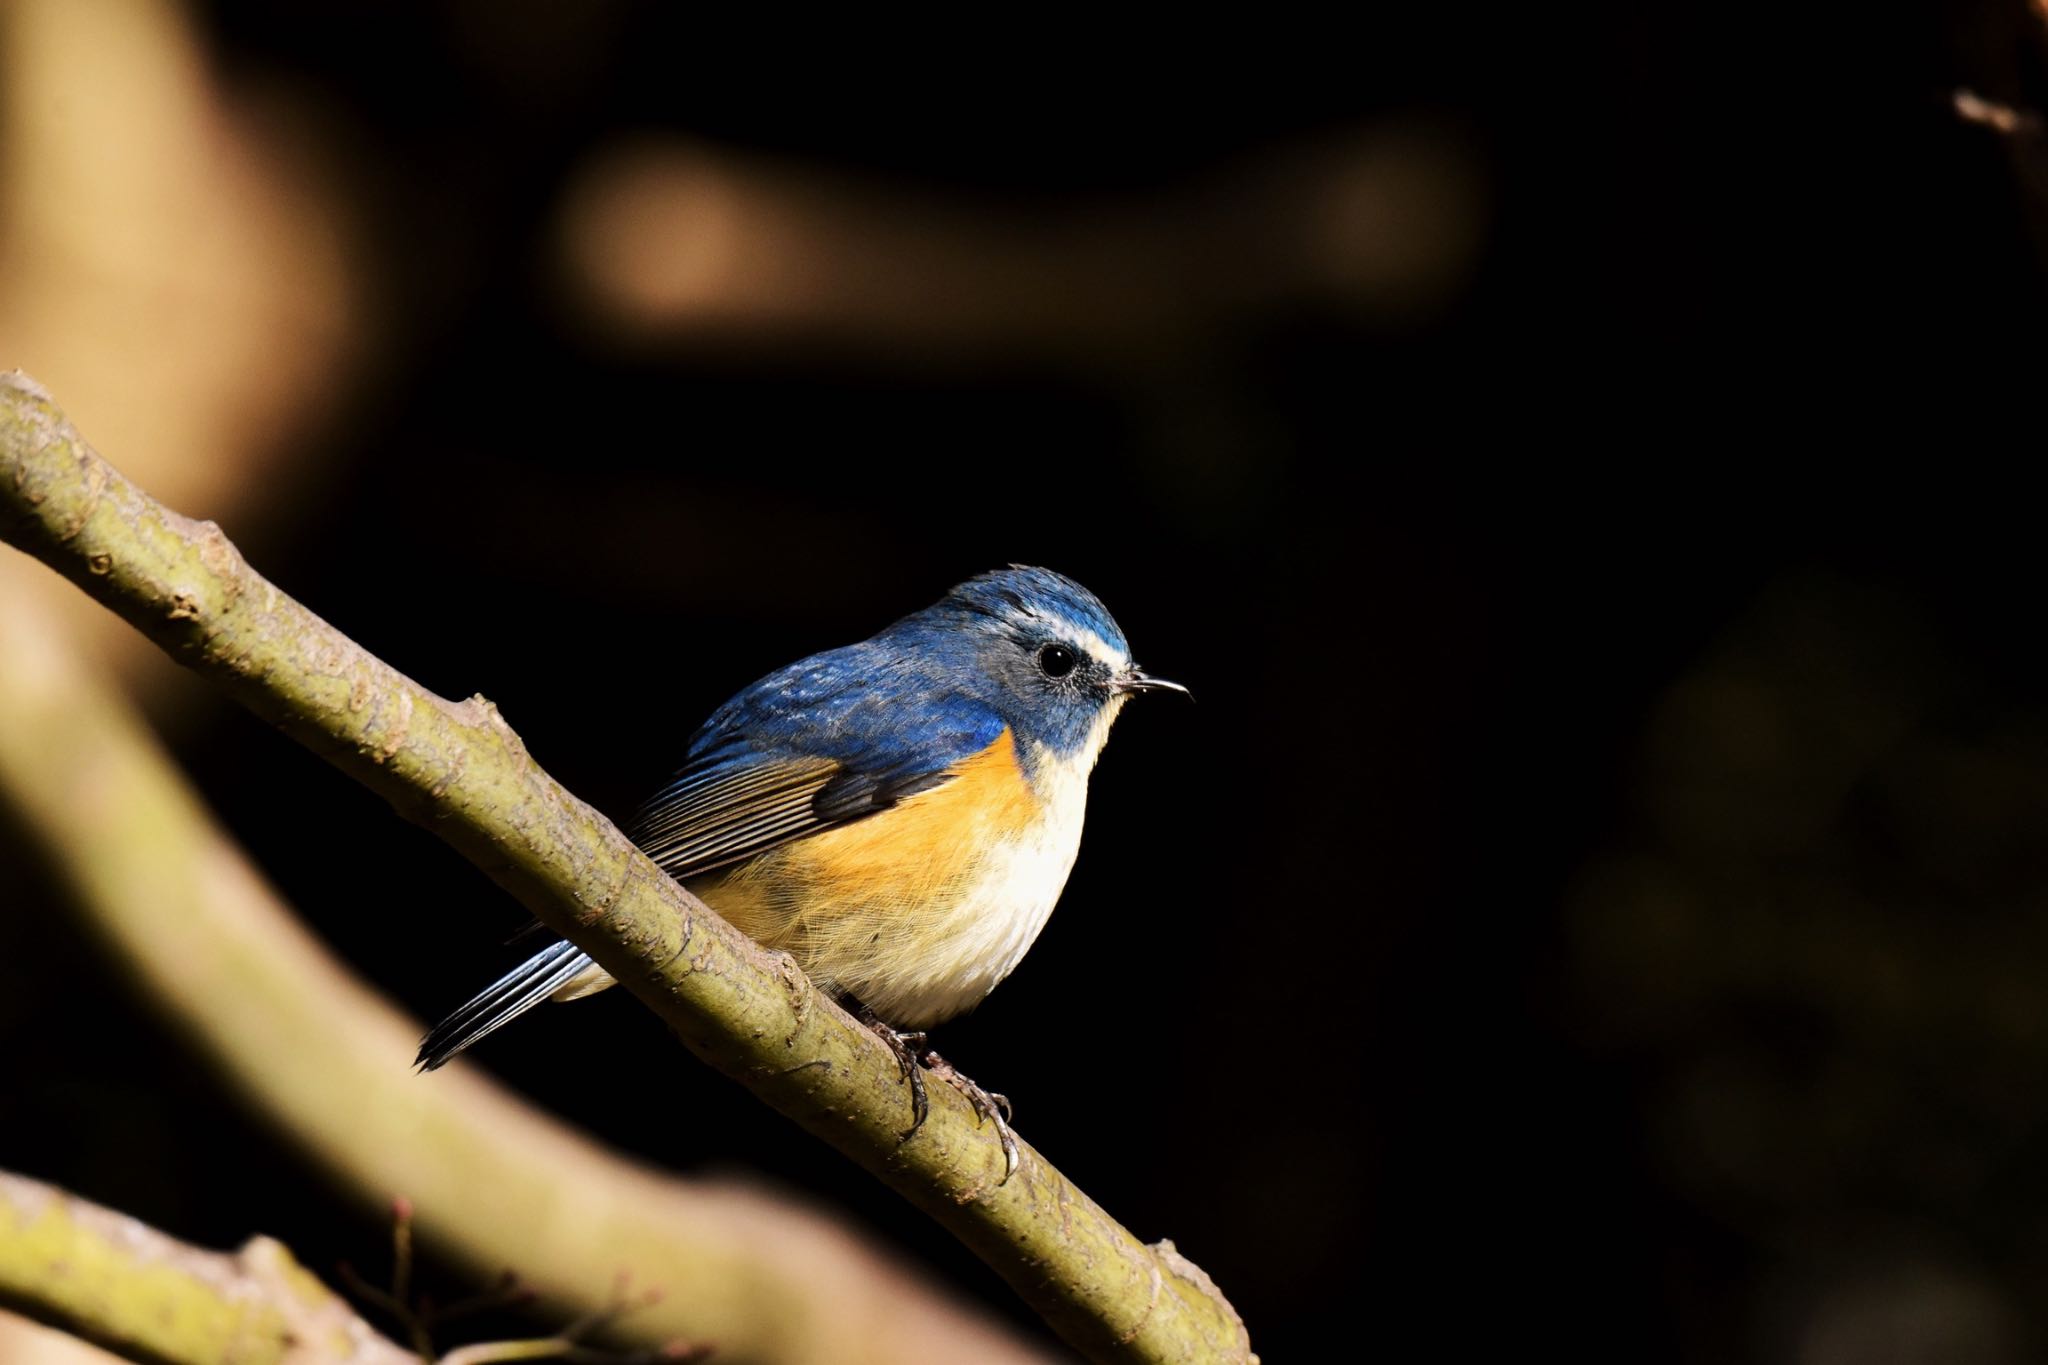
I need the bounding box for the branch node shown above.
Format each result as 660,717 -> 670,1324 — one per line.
194,517 -> 244,597
773,949 -> 814,1044
373,690 -> 416,765
56,456 -> 106,542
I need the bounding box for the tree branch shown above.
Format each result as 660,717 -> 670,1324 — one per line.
0,1168 -> 413,1365
0,587 -> 1049,1364
0,371 -> 1254,1365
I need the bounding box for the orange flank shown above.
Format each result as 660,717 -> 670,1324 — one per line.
689,727 -> 1044,1015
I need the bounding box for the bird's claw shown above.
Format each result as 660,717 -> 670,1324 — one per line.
924,1050 -> 1020,1184
858,1007 -> 930,1137
857,1008 -> 1020,1184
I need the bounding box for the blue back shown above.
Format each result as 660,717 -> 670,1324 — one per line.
679,567 -> 1131,792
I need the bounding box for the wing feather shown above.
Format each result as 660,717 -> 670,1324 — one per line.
419,647 -> 1012,1069
632,764 -> 827,843
630,758 -> 841,875
623,653 -> 1012,880
625,751 -> 991,877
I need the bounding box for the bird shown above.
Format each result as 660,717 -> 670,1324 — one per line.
417,566 -> 1185,1176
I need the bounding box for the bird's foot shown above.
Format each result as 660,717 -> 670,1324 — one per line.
855,1007 -> 1020,1184
858,1006 -> 930,1136
922,1050 -> 1019,1184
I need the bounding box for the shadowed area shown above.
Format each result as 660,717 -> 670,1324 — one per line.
5,2 -> 2048,1361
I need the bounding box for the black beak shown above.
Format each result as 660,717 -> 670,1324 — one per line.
1114,667 -> 1191,699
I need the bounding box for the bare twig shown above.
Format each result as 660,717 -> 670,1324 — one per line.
0,372 -> 1253,1365
338,1212 -> 704,1365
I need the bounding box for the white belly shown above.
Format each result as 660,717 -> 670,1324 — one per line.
680,730 -> 1112,1028
560,717 -> 1122,1027
861,774 -> 1087,1025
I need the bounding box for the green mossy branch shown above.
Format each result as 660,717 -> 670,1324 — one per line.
0,371 -> 1253,1365
0,1169 -> 412,1365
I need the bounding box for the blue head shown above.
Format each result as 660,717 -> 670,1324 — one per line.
894,566 -> 1185,764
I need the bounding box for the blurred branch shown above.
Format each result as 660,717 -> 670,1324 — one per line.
1954,88 -> 2040,136
0,1309 -> 130,1364
0,1171 -> 702,1365
554,126 -> 1482,361
1952,2 -> 2048,267
0,1168 -> 412,1365
0,0 -> 365,699
0,372 -> 1254,1365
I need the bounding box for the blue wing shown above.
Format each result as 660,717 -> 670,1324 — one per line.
418,640 -> 1004,1071
627,639 -> 1008,878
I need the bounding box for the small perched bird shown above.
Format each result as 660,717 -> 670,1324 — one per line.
418,566 -> 1184,1173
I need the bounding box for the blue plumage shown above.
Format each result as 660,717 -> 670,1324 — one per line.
667,566 -> 1133,796
676,641 -> 1007,793
940,565 -> 1131,659
418,566 -> 1182,1077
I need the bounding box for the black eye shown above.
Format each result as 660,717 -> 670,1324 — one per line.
1037,642 -> 1078,678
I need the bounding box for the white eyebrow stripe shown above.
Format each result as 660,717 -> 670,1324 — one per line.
1068,624 -> 1127,671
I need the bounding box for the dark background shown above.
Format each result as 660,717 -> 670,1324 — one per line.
6,4 -> 2048,1361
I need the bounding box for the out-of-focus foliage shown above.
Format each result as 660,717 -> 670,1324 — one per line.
1571,578 -> 2048,1363
0,0 -> 363,693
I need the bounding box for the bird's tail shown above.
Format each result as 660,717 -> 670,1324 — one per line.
416,938 -> 607,1070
